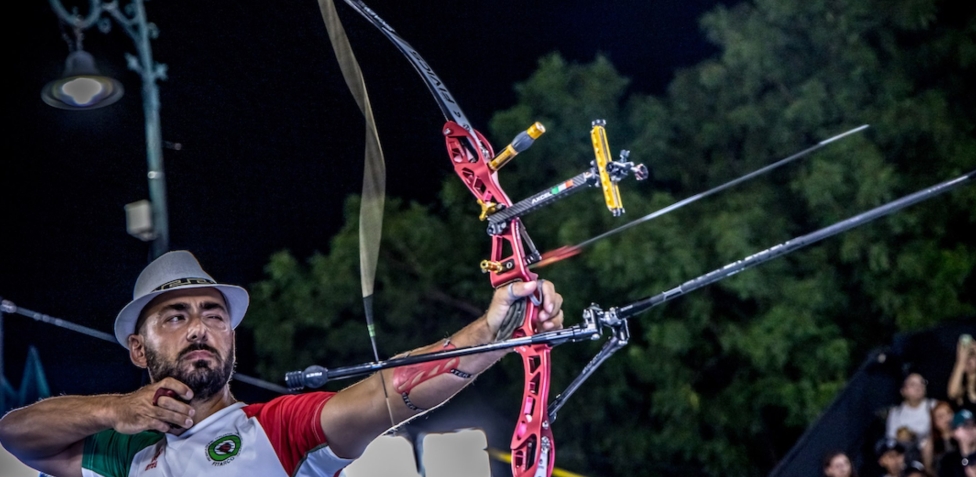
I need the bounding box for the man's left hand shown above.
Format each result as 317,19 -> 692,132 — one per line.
485,280 -> 564,337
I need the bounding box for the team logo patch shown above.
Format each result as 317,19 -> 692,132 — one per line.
206,434 -> 242,466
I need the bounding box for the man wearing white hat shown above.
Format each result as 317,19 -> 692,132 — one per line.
0,250 -> 564,477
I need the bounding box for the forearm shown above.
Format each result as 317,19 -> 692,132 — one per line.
434,313 -> 510,371
387,315 -> 507,416
324,315 -> 507,457
323,280 -> 563,458
921,438 -> 933,474
0,394 -> 119,460
948,362 -> 966,399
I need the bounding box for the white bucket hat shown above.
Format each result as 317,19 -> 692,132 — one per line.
114,250 -> 249,348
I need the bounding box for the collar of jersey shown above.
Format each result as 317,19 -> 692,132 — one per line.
167,401 -> 247,441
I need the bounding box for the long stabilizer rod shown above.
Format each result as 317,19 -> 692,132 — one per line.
614,169 -> 975,320
285,324 -> 601,390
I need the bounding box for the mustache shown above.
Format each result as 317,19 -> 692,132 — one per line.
178,343 -> 221,360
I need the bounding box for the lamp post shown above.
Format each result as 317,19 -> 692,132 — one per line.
44,0 -> 169,258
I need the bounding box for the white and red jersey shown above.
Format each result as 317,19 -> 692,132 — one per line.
81,392 -> 353,477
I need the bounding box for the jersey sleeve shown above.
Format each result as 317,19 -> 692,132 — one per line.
82,430 -> 163,477
243,392 -> 338,475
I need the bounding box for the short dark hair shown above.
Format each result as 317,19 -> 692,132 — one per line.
875,438 -> 906,458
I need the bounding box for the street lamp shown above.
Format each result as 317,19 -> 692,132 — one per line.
41,35 -> 124,110
44,0 -> 170,258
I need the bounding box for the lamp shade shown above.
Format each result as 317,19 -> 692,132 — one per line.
42,50 -> 124,110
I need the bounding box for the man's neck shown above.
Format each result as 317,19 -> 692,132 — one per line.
905,397 -> 924,407
188,386 -> 237,427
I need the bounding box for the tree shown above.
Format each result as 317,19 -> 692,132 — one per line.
243,0 -> 976,475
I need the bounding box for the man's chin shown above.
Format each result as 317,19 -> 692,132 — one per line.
179,355 -> 219,370
182,366 -> 217,383
175,369 -> 227,400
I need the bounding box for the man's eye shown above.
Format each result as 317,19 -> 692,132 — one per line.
167,315 -> 185,322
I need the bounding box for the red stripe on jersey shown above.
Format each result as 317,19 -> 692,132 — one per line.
243,392 -> 337,475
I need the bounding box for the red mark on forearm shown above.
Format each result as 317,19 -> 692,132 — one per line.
393,342 -> 473,402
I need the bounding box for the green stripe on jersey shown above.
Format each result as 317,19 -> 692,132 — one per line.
83,429 -> 164,477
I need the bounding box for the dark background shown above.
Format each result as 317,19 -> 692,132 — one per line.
2,0 -> 730,411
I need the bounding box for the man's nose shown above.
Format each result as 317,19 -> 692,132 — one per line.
185,314 -> 209,342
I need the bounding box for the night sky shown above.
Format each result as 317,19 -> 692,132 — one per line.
3,0 -> 727,403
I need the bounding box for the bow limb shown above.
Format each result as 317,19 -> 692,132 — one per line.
317,0 -> 395,431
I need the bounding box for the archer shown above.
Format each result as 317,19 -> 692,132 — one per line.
0,250 -> 563,477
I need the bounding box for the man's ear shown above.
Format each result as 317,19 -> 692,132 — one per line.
129,335 -> 148,368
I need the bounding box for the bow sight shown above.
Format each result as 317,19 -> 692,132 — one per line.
480,119 -> 648,274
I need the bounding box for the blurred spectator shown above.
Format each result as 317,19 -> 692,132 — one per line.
948,334 -> 976,414
902,459 -> 928,477
878,438 -> 908,477
823,450 -> 858,477
924,400 -> 959,476
887,373 -> 936,442
897,427 -> 924,471
937,409 -> 976,477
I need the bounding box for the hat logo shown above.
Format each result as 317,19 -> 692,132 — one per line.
154,277 -> 216,292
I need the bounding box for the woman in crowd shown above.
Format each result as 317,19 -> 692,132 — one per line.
888,373 -> 936,442
948,334 -> 976,414
924,400 -> 959,476
823,450 -> 858,477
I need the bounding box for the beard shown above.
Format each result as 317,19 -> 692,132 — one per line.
145,341 -> 236,402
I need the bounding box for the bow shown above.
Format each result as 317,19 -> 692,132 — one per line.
312,1 -> 645,475
331,3 -> 548,475
283,3 -> 976,477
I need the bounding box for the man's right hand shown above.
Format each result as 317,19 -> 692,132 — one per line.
0,380 -> 192,477
112,378 -> 195,435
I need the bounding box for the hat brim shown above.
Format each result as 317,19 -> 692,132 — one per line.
114,283 -> 249,349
